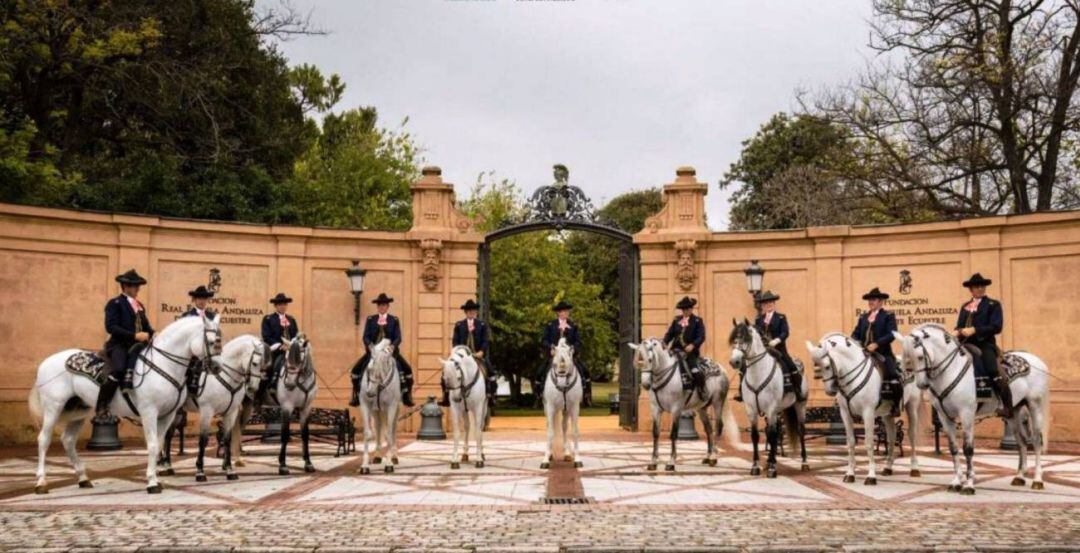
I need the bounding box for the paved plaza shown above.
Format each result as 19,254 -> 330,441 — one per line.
0,431 -> 1078,552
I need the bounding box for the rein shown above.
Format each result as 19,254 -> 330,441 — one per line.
912,333 -> 971,421
736,337 -> 779,418
447,354 -> 482,416
820,347 -> 874,414
128,321 -> 220,419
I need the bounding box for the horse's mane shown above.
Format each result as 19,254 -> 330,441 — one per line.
158,315 -> 206,340
451,345 -> 473,358
727,321 -> 757,346
913,323 -> 949,335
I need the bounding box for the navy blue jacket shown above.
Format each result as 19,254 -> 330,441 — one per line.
453,319 -> 489,354
755,311 -> 790,357
183,307 -> 215,320
955,296 -> 1003,347
852,310 -> 897,358
663,315 -> 705,357
364,314 -> 402,349
541,319 -> 582,353
105,294 -> 155,350
261,313 -> 298,348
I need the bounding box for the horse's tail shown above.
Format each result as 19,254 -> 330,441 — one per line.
720,400 -> 741,449
28,385 -> 42,422
1039,387 -> 1051,454
782,406 -> 800,453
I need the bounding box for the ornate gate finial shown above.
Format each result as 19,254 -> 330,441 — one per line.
523,164 -> 596,229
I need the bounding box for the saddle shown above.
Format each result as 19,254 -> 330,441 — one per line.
866,352 -> 902,400
780,359 -> 805,396
964,343 -> 1030,399
64,351 -> 108,386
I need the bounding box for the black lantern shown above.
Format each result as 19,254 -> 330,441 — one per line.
345,260 -> 367,326
744,260 -> 766,314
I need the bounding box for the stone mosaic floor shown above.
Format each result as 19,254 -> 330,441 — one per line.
0,434 -> 1077,551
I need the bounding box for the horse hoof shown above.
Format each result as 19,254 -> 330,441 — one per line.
391,457 -> 399,465
146,484 -> 163,494
646,464 -> 657,471
461,454 -> 469,462
451,462 -> 461,470
278,467 -> 290,476
226,473 -> 240,481
384,465 -> 394,473
540,462 -> 550,470
910,469 -> 922,478
750,466 -> 761,476
959,487 -> 975,496
842,474 -> 855,483
801,464 -> 810,472
701,458 -> 711,465
1011,477 -> 1026,486
78,480 -> 94,489
304,464 -> 316,474
708,459 -> 718,467
947,484 -> 961,492
864,477 -> 877,486
881,468 -> 893,476
372,456 -> 382,464
1032,481 -> 1045,491
573,461 -> 583,468
475,461 -> 485,469
358,467 -> 371,475
766,468 -> 777,479
160,468 -> 175,477
195,474 -> 207,483
664,464 -> 676,472
235,460 -> 246,468
34,485 -> 48,495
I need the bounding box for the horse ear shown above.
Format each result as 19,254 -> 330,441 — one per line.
731,318 -> 737,327
891,331 -> 904,342
627,343 -> 639,351
805,340 -> 816,353
743,317 -> 750,325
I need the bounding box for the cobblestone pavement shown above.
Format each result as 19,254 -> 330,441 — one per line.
0,434 -> 1077,552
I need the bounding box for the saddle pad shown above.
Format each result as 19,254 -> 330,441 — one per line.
65,351 -> 107,386
1002,352 -> 1031,382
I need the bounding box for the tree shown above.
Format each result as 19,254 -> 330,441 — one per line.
459,174 -> 617,403
811,0 -> 1080,217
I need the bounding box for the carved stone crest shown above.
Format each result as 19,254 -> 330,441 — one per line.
675,240 -> 696,291
420,239 -> 442,291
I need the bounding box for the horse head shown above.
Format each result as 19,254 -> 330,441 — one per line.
727,318 -> 758,369
366,339 -> 395,398
628,338 -> 666,391
897,324 -> 953,390
244,337 -> 267,399
282,333 -> 311,391
440,346 -> 475,403
552,338 -> 575,378
184,314 -> 222,364
806,333 -> 858,397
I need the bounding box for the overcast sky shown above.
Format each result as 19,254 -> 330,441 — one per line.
263,0 -> 875,230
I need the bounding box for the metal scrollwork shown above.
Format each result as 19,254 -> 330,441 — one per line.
522,164 -> 596,229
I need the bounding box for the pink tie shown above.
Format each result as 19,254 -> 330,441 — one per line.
764,312 -> 772,325
128,297 -> 142,313
467,319 -> 475,332
868,310 -> 878,323
965,298 -> 980,313
679,317 -> 689,328
279,314 -> 289,327
378,314 -> 387,326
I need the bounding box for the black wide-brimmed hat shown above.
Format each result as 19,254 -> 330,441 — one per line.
188,285 -> 214,299
115,269 -> 147,286
675,296 -> 697,309
372,292 -> 394,305
963,273 -> 992,287
269,293 -> 293,304
757,290 -> 780,303
552,300 -> 573,312
460,299 -> 480,311
862,287 -> 890,301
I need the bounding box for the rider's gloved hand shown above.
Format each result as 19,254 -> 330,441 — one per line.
768,338 -> 780,347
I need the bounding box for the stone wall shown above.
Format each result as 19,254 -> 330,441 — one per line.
635,168 -> 1080,443
0,167 -> 480,444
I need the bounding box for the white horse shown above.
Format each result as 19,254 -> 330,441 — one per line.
729,319 -> 808,477
440,345 -> 487,469
357,339 -> 400,474
805,333 -> 923,485
895,324 -> 1051,494
159,334 -> 266,482
629,338 -> 736,471
274,334 -> 318,475
540,338 -> 583,469
28,315 -> 222,494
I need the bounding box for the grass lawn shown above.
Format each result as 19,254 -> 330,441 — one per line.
494,381 -> 620,417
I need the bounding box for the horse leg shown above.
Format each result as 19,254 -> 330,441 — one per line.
699,408 -> 714,465
34,404 -> 60,494
301,404 -> 315,473
143,409 -> 164,493
882,416 -> 897,477
712,399 -> 724,460
838,405 -> 856,483
648,404 -> 660,471
358,405 -> 372,475
373,411 -> 384,466
476,399 -> 487,468
61,417 -> 91,488
221,407 -> 239,480
796,403 -> 809,471
278,407 -> 292,476
666,406 -> 680,471
450,405 -> 461,469
960,411 -> 976,495
561,403 -> 570,462
765,414 -> 778,478
385,404 -> 398,473
232,403 -> 249,467
749,419 -> 761,476
461,407 -> 470,465
1009,414 -> 1028,487
862,406 -> 878,485
938,414 -> 963,492
542,400 -> 555,469
195,417 -> 209,482
1028,399 -> 1047,490
159,417 -> 175,476
570,401 -> 581,468
906,396 -> 922,477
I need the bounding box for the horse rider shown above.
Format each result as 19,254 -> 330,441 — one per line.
182,285 -> 217,396
851,287 -> 902,415
662,296 -> 706,398
953,273 -> 1011,417
443,299 -> 497,407
536,300 -> 593,407
260,293 -> 298,402
743,290 -> 805,401
349,293 -> 415,408
94,269 -> 155,423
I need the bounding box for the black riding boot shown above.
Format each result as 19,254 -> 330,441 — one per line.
94,378 -> 120,423
788,368 -> 806,401
996,376 -> 1014,418
349,376 -> 361,408
734,367 -> 745,402
582,379 -> 593,408
438,379 -> 450,407
400,371 -> 415,407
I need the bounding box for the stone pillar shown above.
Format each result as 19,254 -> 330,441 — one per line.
406,166 -> 483,430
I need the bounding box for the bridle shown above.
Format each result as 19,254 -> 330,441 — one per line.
199,338 -> 264,414
813,338 -> 874,410
282,337 -> 314,402
733,325 -> 779,417
549,345 -> 580,412
637,341 -> 678,392
445,348 -> 482,414
908,329 -> 970,420
131,317 -> 222,417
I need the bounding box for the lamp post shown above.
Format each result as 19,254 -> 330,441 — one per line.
744,260 -> 765,315
345,260 -> 367,325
